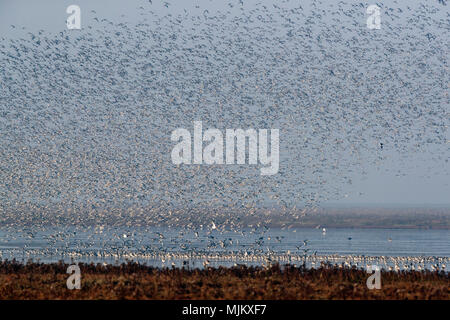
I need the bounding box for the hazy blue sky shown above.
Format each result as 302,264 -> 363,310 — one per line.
1,0 -> 448,206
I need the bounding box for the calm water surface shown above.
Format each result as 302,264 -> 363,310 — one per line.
0,227 -> 448,269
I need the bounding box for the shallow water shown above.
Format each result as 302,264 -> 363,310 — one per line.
0,226 -> 448,270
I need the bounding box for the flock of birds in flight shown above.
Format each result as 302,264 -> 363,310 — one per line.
0,0 -> 448,268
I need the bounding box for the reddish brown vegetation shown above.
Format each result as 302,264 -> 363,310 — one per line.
0,260 -> 448,300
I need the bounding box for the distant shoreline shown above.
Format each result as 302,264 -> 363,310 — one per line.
276,225 -> 450,230
0,206 -> 448,229
266,207 -> 450,229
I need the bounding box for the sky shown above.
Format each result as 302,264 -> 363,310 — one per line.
0,0 -> 448,207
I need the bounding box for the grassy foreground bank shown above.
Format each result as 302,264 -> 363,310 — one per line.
0,261 -> 448,300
